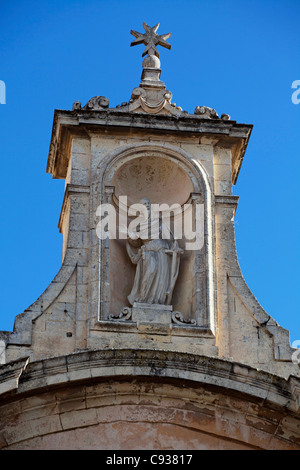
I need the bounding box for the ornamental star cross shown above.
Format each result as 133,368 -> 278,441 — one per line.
130,22 -> 171,58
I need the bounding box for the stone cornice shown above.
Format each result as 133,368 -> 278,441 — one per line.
1,349 -> 299,413
46,108 -> 253,182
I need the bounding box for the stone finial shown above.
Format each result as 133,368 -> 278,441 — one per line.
130,22 -> 171,58
130,22 -> 171,87
129,23 -> 182,116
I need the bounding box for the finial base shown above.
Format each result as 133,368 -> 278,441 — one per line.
140,54 -> 165,88
140,68 -> 165,89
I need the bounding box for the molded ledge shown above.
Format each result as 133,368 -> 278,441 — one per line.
0,357 -> 29,395
0,349 -> 299,413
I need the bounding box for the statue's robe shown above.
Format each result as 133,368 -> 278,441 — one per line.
127,238 -> 172,305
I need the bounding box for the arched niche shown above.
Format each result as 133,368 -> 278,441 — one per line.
112,154 -> 194,206
97,143 -> 215,333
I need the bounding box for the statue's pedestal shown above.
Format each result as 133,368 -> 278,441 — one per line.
132,302 -> 172,335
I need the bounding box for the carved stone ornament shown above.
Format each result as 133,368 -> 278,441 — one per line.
108,197 -> 197,326
128,22 -> 183,116
171,311 -> 197,326
109,307 -> 132,322
126,198 -> 183,306
71,24 -> 231,119
83,96 -> 110,110
221,113 -> 230,120
72,96 -> 110,111
194,106 -> 219,119
130,22 -> 171,59
72,100 -> 82,111
194,106 -> 231,120
129,86 -> 181,115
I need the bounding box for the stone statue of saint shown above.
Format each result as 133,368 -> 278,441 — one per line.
126,198 -> 183,306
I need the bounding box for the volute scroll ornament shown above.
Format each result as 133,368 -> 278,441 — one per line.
129,87 -> 177,114
72,96 -> 110,111
83,96 -> 110,110
171,311 -> 197,326
109,307 -> 132,322
194,105 -> 231,120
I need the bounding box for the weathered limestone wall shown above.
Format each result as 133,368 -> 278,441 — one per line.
0,384 -> 279,450
1,126 -> 299,381
1,23 -> 298,449
1,351 -> 299,450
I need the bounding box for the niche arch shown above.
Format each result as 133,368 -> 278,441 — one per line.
96,142 -> 215,333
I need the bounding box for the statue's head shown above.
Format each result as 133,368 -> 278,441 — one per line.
139,198 -> 151,215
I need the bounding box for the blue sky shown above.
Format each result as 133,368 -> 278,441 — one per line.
0,0 -> 299,343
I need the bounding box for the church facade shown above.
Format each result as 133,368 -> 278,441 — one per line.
0,23 -> 299,450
